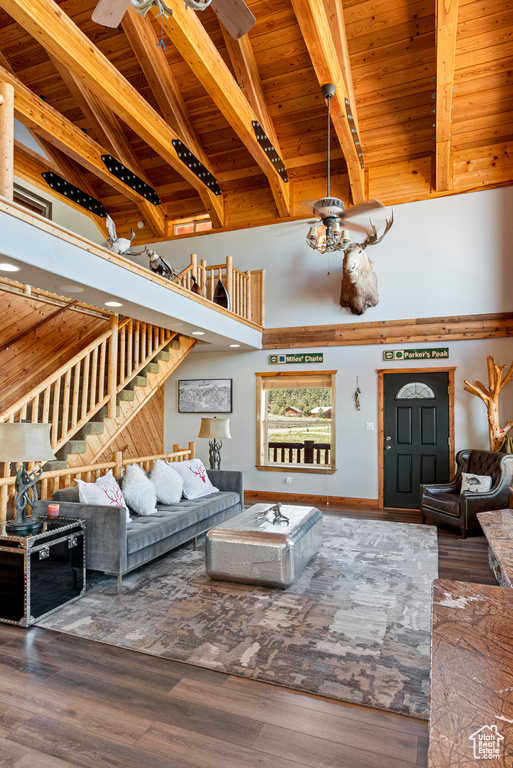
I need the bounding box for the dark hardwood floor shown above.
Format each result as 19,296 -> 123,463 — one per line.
0,501 -> 497,768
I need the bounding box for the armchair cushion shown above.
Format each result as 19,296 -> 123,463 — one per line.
422,492 -> 461,518
460,472 -> 492,494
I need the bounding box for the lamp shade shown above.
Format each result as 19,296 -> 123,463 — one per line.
0,423 -> 56,463
198,417 -> 231,440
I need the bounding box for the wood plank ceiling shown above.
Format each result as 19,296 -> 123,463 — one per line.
0,0 -> 511,243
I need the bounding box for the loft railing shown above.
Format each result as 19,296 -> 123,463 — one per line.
0,444 -> 195,522
268,441 -> 331,466
173,254 -> 265,327
0,316 -> 176,458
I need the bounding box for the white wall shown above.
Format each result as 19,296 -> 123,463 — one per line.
162,187 -> 513,501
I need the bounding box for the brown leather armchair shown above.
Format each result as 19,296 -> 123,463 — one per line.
420,449 -> 513,539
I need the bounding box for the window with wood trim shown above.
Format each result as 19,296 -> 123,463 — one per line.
13,184 -> 52,219
256,371 -> 336,473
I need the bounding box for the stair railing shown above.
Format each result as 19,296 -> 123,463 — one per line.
0,444 -> 196,522
173,254 -> 265,327
0,316 -> 175,457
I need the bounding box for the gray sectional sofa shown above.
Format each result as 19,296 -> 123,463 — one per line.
39,469 -> 243,592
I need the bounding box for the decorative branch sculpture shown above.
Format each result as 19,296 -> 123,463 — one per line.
464,356 -> 513,451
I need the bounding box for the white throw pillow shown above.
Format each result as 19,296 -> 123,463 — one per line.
122,463 -> 158,516
460,472 -> 493,494
150,459 -> 183,504
76,469 -> 130,523
171,459 -> 219,500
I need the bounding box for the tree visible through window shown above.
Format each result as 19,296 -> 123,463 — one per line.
256,371 -> 336,472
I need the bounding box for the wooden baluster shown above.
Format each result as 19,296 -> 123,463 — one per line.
246,271 -> 251,320
90,346 -> 98,410
41,477 -> 48,501
148,324 -> 153,358
51,379 -> 61,446
42,386 -> 51,424
141,323 -> 147,362
99,340 -> 106,401
113,451 -> 123,478
20,404 -> 27,422
191,253 -> 198,282
201,259 -> 207,295
119,323 -> 126,387
127,320 -> 133,378
188,441 -> 195,460
107,315 -> 117,419
208,268 -> 214,301
62,369 -> 72,441
71,361 -> 81,430
81,353 -> 90,420
31,393 -> 39,423
0,482 -> 8,523
135,321 -> 140,369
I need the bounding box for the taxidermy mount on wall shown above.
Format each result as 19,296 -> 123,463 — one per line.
340,213 -> 394,315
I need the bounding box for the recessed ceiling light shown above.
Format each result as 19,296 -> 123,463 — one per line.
56,284 -> 84,294
229,344 -> 241,348
192,331 -> 205,336
0,263 -> 19,272
104,301 -> 123,307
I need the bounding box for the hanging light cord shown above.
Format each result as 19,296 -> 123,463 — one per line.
327,97 -> 331,198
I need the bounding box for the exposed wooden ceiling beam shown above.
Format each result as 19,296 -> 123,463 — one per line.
435,0 -> 458,192
0,65 -> 171,218
219,22 -> 284,167
49,54 -> 166,237
121,8 -> 210,171
13,140 -> 108,237
322,0 -> 359,135
158,1 -> 291,218
290,0 -> 365,204
0,0 -> 224,227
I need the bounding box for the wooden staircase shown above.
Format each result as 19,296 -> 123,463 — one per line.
0,316 -> 196,475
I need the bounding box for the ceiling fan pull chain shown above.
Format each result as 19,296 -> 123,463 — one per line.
158,13 -> 167,49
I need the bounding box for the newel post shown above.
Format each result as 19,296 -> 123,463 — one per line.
113,451 -> 123,478
108,314 -> 119,419
226,256 -> 233,308
189,441 -> 196,460
0,83 -> 14,201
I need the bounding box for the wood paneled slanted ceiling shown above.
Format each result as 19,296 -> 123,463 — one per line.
0,0 -> 511,242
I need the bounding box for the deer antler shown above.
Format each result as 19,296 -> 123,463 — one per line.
361,211 -> 394,248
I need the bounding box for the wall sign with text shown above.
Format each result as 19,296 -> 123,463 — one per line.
383,348 -> 449,361
268,353 -> 324,365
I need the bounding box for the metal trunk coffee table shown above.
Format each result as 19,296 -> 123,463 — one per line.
206,503 -> 322,588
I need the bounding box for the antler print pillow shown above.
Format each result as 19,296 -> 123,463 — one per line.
170,459 -> 219,500
76,469 -> 130,523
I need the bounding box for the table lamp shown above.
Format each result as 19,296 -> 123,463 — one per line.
0,422 -> 56,535
198,417 -> 231,470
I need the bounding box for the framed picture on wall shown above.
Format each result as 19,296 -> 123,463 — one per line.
178,378 -> 233,413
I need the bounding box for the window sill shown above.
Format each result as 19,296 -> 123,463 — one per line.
256,464 -> 336,475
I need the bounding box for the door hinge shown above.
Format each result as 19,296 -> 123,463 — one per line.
448,436 -> 450,446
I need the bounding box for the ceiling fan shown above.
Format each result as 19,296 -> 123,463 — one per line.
92,0 -> 256,40
305,83 -> 384,254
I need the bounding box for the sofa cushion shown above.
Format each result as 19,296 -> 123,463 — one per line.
127,491 -> 240,555
171,459 -> 219,499
76,470 -> 130,523
122,464 -> 158,516
422,491 -> 461,517
150,459 -> 183,504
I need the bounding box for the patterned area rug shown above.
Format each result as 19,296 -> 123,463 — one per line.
38,517 -> 438,718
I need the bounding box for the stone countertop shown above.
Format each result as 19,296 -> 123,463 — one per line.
477,509 -> 513,587
430,579 -> 513,767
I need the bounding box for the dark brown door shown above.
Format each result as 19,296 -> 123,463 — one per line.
383,371 -> 450,509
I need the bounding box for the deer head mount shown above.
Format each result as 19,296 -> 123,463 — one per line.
340,213 -> 394,315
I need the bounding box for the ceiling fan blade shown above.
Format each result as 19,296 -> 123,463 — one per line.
92,0 -> 131,27
338,220 -> 373,234
211,0 -> 255,39
342,199 -> 385,218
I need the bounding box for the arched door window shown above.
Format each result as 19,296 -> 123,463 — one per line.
396,382 -> 436,399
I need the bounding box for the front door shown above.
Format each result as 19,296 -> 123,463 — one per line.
383,371 -> 450,509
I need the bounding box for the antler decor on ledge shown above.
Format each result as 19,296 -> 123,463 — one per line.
464,356 -> 513,451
